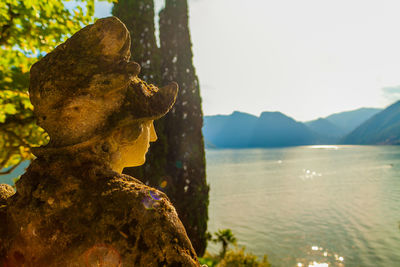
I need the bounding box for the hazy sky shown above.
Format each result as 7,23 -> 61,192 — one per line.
95,0 -> 400,121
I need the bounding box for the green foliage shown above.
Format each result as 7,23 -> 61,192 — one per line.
218,248 -> 271,267
200,248 -> 271,267
0,0 -> 114,174
212,229 -> 237,258
199,251 -> 219,267
200,230 -> 271,267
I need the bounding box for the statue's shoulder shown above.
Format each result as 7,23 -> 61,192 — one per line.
3,164 -> 199,266
112,172 -> 146,187
93,172 -> 200,266
99,171 -> 175,215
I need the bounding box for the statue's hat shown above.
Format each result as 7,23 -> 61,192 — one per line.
29,17 -> 178,147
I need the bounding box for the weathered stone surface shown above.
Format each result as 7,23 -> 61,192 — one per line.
1,157 -> 199,266
0,184 -> 14,206
0,184 -> 14,249
29,17 -> 177,148
0,16 -> 200,266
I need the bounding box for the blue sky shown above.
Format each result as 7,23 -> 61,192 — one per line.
94,0 -> 400,121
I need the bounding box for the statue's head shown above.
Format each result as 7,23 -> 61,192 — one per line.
29,17 -> 178,172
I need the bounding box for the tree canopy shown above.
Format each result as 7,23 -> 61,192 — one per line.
0,0 -> 114,175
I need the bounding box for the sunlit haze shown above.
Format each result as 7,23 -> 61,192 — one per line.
95,0 -> 400,121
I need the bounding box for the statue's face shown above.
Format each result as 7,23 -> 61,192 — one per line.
120,120 -> 157,168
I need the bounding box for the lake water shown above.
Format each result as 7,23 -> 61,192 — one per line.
205,146 -> 400,267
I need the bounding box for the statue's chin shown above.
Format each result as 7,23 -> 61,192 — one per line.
126,157 -> 146,168
138,157 -> 146,166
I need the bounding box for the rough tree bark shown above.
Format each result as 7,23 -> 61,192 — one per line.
159,0 -> 209,256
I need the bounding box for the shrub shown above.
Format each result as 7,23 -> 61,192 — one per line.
218,247 -> 271,267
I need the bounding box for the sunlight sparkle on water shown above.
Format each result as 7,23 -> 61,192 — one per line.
309,145 -> 339,150
206,146 -> 400,266
308,262 -> 328,267
302,245 -> 343,267
300,170 -> 322,180
334,254 -> 344,262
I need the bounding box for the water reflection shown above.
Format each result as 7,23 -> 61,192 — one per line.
206,146 -> 400,266
307,262 -> 328,267
300,169 -> 322,180
308,145 -> 339,150
296,245 -> 344,267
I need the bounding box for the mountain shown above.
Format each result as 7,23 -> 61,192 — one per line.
203,111 -> 316,148
249,112 -> 315,147
203,106 -> 386,148
305,118 -> 345,143
203,111 -> 258,148
342,101 -> 400,145
324,108 -> 382,135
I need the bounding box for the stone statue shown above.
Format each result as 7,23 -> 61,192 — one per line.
0,17 -> 201,266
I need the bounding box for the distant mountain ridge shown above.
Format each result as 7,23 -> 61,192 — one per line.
203,111 -> 315,148
249,112 -> 315,147
324,108 -> 382,134
342,101 -> 400,145
203,111 -> 258,148
305,107 -> 382,144
305,118 -> 345,144
203,106 -> 387,148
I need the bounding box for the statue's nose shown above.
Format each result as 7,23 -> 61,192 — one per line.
150,122 -> 157,142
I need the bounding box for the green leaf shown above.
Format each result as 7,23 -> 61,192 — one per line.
4,103 -> 17,115
0,0 -> 115,171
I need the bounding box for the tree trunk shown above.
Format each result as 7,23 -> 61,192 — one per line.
159,0 -> 209,256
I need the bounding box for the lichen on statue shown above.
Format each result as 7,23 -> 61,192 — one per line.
0,17 -> 201,266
